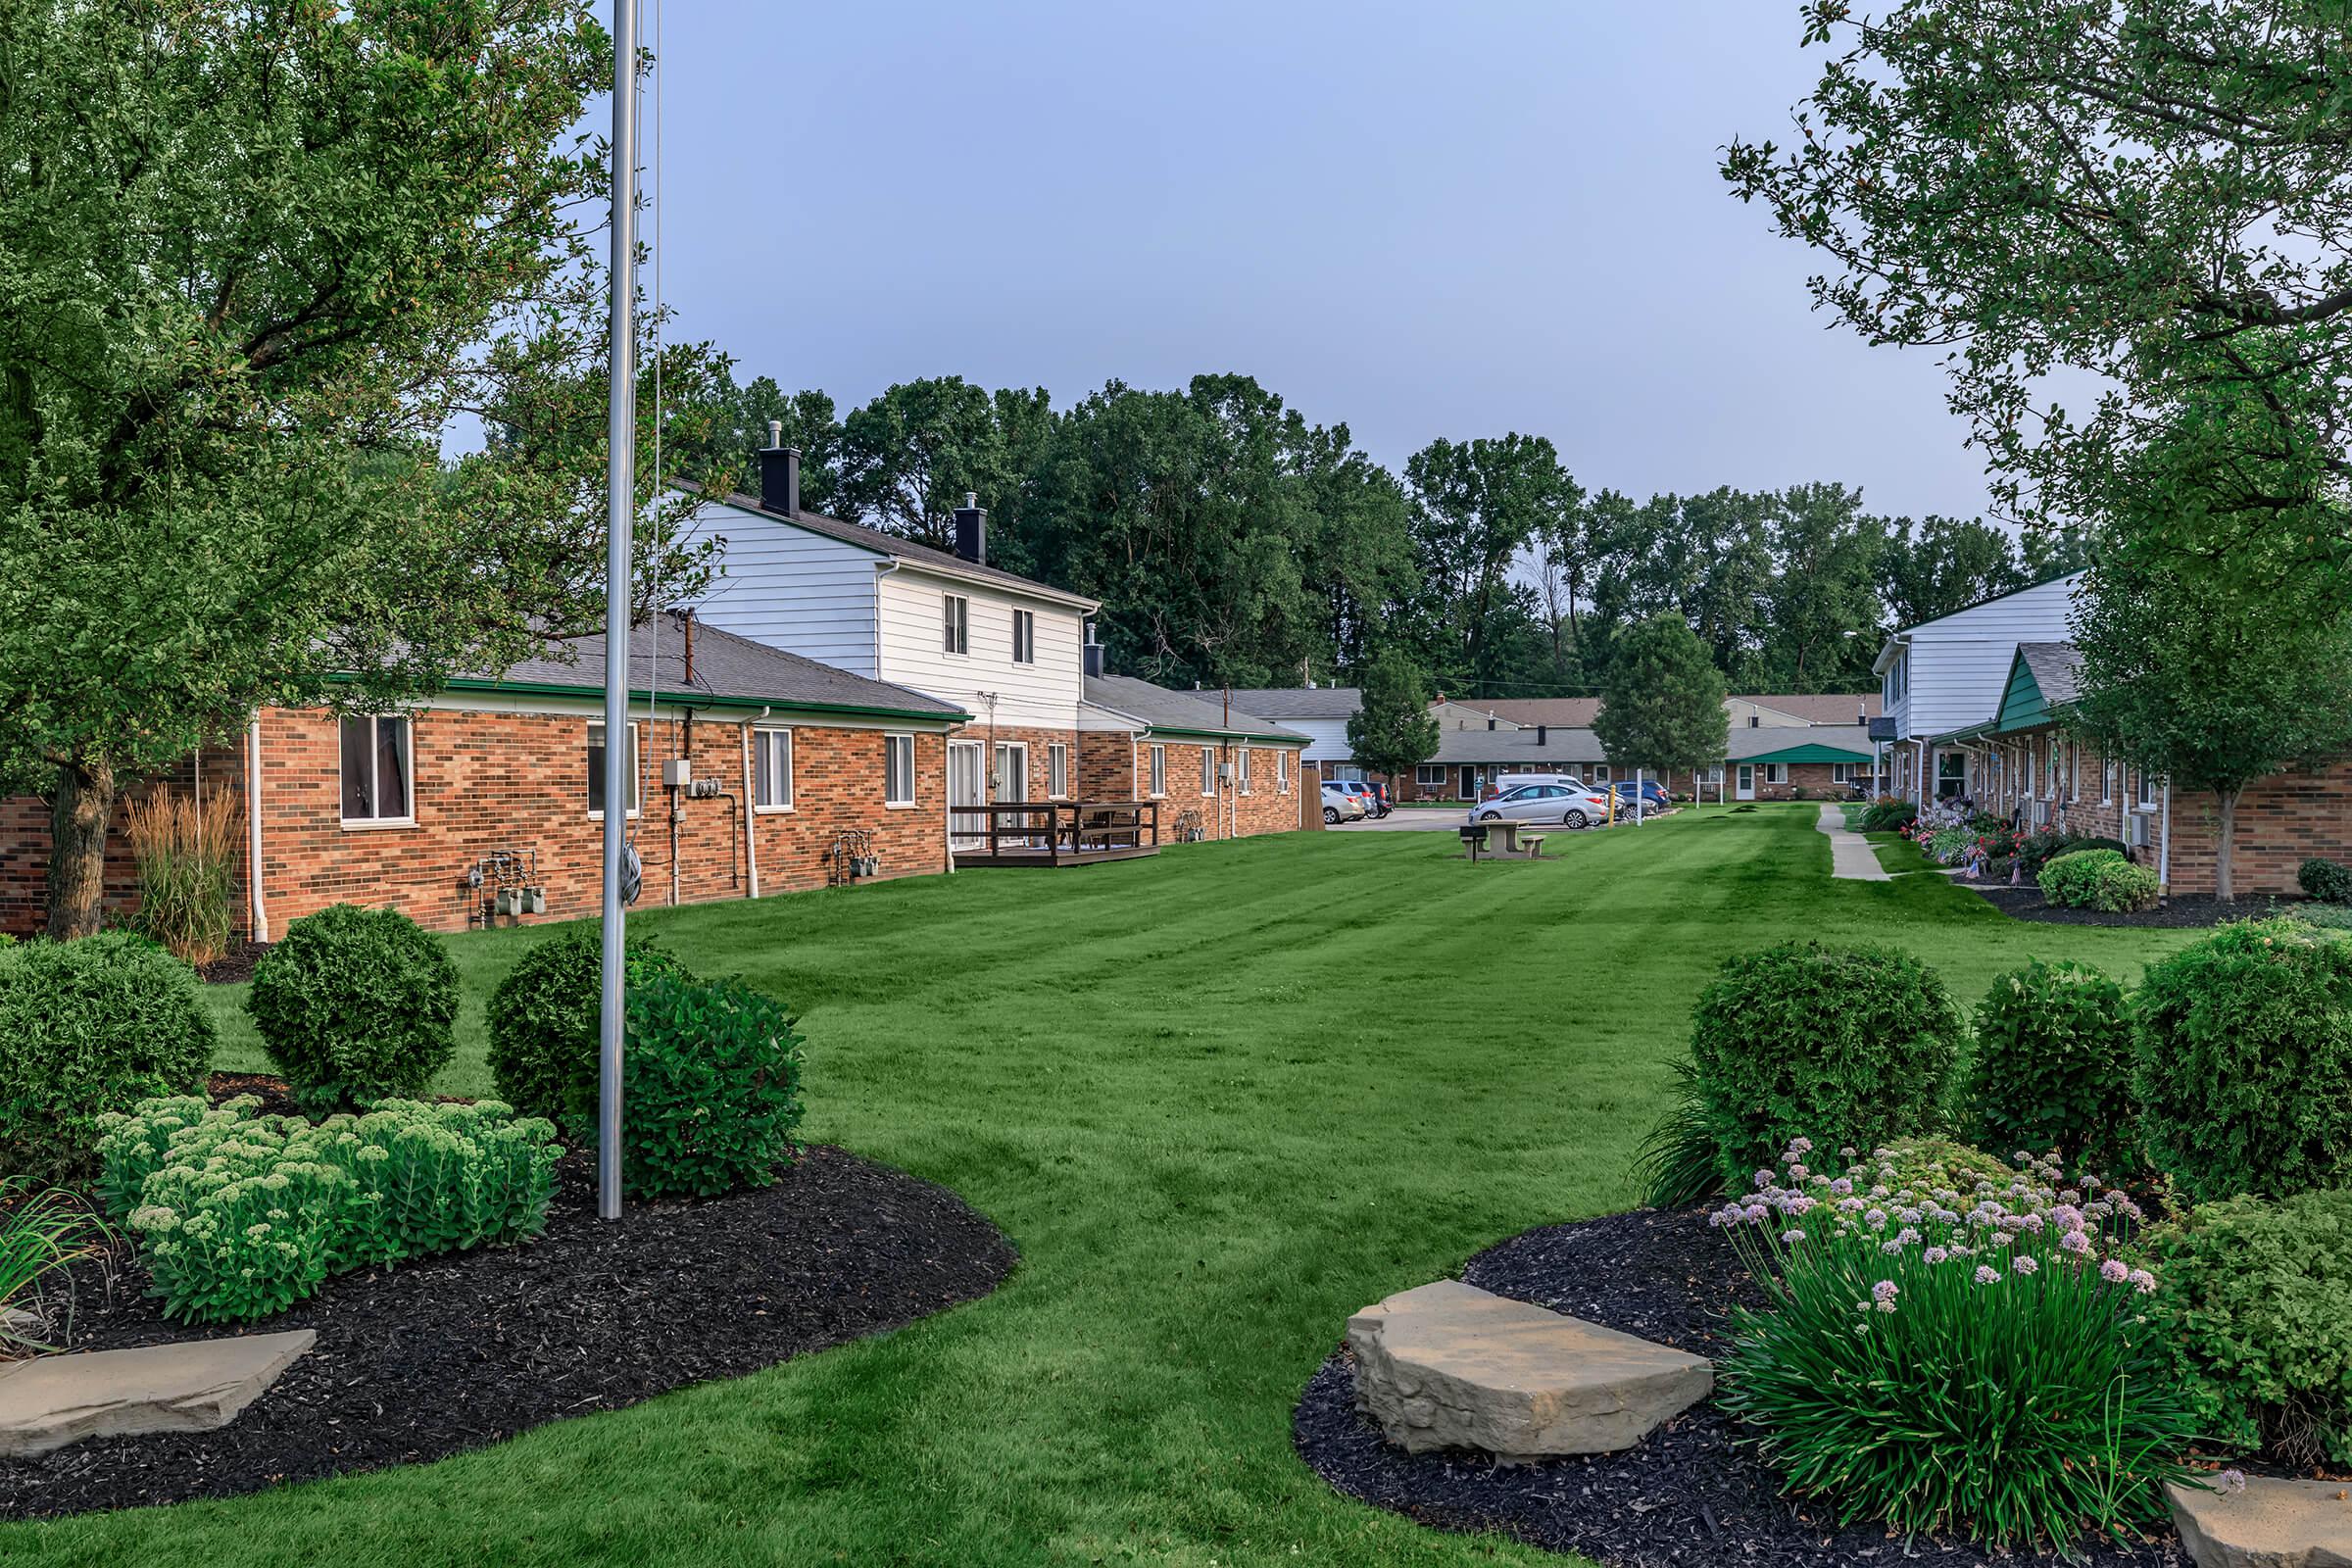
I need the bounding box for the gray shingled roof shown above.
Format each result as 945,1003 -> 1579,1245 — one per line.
1220,686 -> 1362,719
2017,642 -> 2082,709
677,479 -> 1097,609
1429,725 -> 1608,765
457,612 -> 965,719
1084,675 -> 1310,742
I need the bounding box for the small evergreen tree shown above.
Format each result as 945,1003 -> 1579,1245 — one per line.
1592,615 -> 1730,790
1345,653 -> 1441,783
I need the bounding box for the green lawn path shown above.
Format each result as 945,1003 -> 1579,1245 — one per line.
22,804 -> 2198,1568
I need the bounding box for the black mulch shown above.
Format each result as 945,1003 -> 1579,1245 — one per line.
1956,881 -> 2305,928
1293,1208 -> 2186,1568
195,940 -> 270,985
2,1145 -> 1017,1520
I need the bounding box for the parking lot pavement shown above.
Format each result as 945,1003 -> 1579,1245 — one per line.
1327,809 -> 1467,831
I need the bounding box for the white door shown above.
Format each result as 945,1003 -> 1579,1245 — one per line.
949,741 -> 985,849
1735,763 -> 1756,801
993,742 -> 1028,803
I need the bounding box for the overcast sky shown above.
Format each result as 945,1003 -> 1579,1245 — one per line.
625,1 -> 1997,521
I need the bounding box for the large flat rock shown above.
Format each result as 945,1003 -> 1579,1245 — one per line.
1347,1279 -> 1710,1460
2168,1478 -> 2352,1568
0,1330 -> 316,1456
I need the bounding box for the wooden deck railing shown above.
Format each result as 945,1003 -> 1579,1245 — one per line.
949,800 -> 1160,865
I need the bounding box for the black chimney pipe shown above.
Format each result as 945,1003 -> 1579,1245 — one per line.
1082,625 -> 1105,679
952,491 -> 986,565
758,421 -> 801,516
1537,723 -> 1547,746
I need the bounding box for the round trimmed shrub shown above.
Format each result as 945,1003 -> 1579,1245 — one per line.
1687,940 -> 1965,1187
486,922 -> 690,1137
0,933 -> 216,1180
2300,857 -> 2352,905
2037,849 -> 2119,907
622,972 -> 806,1199
247,905 -> 459,1113
2148,1188 -> 2352,1467
2133,918 -> 2352,1202
1967,959 -> 2138,1177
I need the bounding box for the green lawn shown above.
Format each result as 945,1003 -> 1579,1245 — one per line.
22,804 -> 2198,1567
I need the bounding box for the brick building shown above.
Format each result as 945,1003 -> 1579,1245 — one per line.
0,615 -> 965,938
1077,672 -> 1320,840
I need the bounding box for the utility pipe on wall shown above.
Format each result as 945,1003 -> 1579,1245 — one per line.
246,715 -> 269,943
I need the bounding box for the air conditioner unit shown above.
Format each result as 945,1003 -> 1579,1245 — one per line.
2125,812 -> 2150,849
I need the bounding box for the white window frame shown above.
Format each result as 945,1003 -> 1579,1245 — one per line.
884,733 -> 917,808
1149,743 -> 1167,798
1764,762 -> 1788,785
1048,742 -> 1069,800
752,725 -> 795,812
2100,755 -> 2116,805
1200,746 -> 1217,797
2134,767 -> 2158,810
587,720 -> 642,820
1830,762 -> 1854,785
1011,608 -> 1036,665
942,594 -> 969,657
1592,763 -> 1610,783
339,713 -> 415,827
1415,763 -> 1446,788
1236,747 -> 1251,795
1277,750 -> 1291,794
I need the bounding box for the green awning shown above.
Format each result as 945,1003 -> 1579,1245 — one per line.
1740,740 -> 1876,765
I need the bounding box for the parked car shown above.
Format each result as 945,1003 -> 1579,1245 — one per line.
1608,779 -> 1672,813
1319,780 -> 1365,824
1343,780 -> 1383,818
1356,780 -> 1392,817
1466,780 -> 1612,830
1477,772 -> 1586,801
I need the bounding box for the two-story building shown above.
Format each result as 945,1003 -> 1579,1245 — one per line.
1872,574 -> 2084,805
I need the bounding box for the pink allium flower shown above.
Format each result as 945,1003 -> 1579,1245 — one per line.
2216,1469 -> 2246,1495
2100,1258 -> 2130,1284
1975,1265 -> 2001,1285
2129,1268 -> 2157,1295
1780,1228 -> 1806,1244
1788,1137 -> 1813,1154
1788,1163 -> 1809,1182
1743,1202 -> 1769,1223
1755,1169 -> 1774,1189
1830,1177 -> 1854,1197
1923,1246 -> 1949,1264
2059,1230 -> 2093,1255
1872,1280 -> 1898,1303
2013,1254 -> 2039,1275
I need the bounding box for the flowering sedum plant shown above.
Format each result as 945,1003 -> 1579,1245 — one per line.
94,1095 -> 560,1323
1714,1140 -> 2199,1549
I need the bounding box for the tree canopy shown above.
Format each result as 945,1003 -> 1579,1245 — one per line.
1592,615 -> 1732,778
1345,653 -> 1442,781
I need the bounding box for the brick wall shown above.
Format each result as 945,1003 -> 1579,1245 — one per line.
951,723 -> 1081,803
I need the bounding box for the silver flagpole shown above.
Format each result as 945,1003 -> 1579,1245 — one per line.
598,0 -> 639,1223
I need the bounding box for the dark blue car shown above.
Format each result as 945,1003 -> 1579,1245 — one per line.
1607,779 -> 1673,812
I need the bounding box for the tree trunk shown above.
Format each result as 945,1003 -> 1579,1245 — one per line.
46,753 -> 118,939
2215,785 -> 2237,904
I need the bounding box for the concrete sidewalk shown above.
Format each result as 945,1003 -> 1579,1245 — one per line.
1817,804 -> 1892,882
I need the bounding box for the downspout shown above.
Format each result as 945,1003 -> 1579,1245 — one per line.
943,729 -> 956,876
743,709 -> 763,898
246,714 -> 269,943
2158,778 -> 2173,900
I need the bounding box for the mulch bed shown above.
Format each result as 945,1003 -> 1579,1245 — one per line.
1956,881 -> 2303,928
195,940 -> 270,985
3,1144 -> 1018,1520
1293,1208 -> 2186,1568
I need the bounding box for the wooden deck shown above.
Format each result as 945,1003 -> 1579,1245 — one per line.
951,801 -> 1160,868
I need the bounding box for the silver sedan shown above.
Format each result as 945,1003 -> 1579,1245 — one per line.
1465,781 -> 1611,830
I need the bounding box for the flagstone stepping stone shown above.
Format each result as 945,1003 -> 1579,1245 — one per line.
1346,1279 -> 1710,1461
0,1330 -> 316,1456
2167,1476 -> 2352,1568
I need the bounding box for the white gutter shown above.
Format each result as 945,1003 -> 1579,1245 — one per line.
2158,778 -> 2173,897
246,714 -> 269,943
743,710 -> 762,898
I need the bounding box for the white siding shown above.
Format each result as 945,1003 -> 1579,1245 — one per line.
684,497 -> 882,676
876,566 -> 1084,729
1268,715 -> 1351,763
1889,574 -> 2082,740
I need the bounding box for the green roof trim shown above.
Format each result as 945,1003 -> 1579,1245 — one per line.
439,676 -> 969,725
1990,647 -> 2051,735
1928,720 -> 1998,746
1740,740 -> 1876,765
1141,724 -> 1308,745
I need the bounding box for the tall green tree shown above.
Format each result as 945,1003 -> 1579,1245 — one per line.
0,0 -> 704,936
1879,514 -> 2028,628
1726,1 -> 2352,574
1404,434 -> 1580,696
1592,615 -> 1731,783
667,371 -> 842,514
1344,652 -> 1441,782
837,376 -> 1034,550
1753,482 -> 1886,691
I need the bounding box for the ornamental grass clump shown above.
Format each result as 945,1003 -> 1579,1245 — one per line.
94,1095 -> 559,1323
122,789 -> 243,967
1715,1142 -> 2198,1549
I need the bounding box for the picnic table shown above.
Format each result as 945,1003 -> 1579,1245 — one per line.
1459,821 -> 1550,859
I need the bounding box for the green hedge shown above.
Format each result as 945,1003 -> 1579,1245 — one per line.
1967,959 -> 2138,1176
622,973 -> 807,1199
1684,941 -> 1964,1186
248,905 -> 460,1112
2038,849 -> 2157,912
0,934 -> 215,1181
97,1095 -> 560,1322
2133,919 -> 2352,1201
486,923 -> 689,1138
2148,1188 -> 2352,1467
2300,858 -> 2352,905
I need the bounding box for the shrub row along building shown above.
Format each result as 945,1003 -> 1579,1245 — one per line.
1873,571 -> 2350,898
0,440 -> 1319,937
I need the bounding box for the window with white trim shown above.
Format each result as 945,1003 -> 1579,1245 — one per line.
1049,742 -> 1069,799
752,726 -> 794,810
1277,750 -> 1291,793
884,733 -> 916,806
586,721 -> 640,817
942,595 -> 969,656
1236,748 -> 1251,795
1149,744 -> 1166,797
1011,609 -> 1035,664
2135,767 -> 2157,809
340,714 -> 413,824
2101,755 -> 2116,804
1415,764 -> 1446,787
1764,762 -> 1788,785
1592,763 -> 1610,783
1831,762 -> 1855,784
1200,746 -> 1216,796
